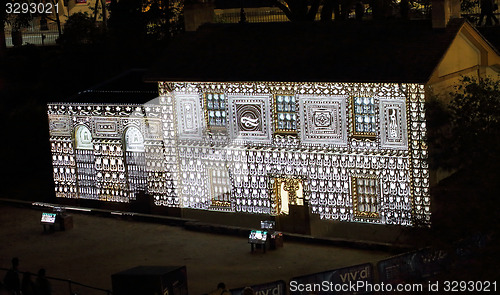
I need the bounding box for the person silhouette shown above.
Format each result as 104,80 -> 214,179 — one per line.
35,269 -> 51,295
208,282 -> 231,295
3,257 -> 20,295
21,272 -> 36,295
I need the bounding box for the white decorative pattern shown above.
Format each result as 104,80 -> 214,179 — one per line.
379,99 -> 408,149
175,94 -> 204,140
47,82 -> 430,227
228,95 -> 272,143
299,96 -> 347,145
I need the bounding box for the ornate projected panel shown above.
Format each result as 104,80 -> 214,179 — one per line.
94,141 -> 128,202
228,96 -> 272,143
299,96 -> 347,146
146,143 -> 178,206
178,146 -> 209,209
379,99 -> 408,149
159,96 -> 179,207
274,177 -> 304,215
408,84 -> 430,226
75,149 -> 97,200
307,154 -> 351,222
352,175 -> 380,218
92,117 -> 122,139
48,115 -> 71,136
75,125 -> 93,150
124,127 -> 147,198
50,139 -> 77,199
232,149 -> 272,215
125,150 -> 147,197
176,94 -> 204,140
352,96 -> 377,137
74,125 -> 97,199
205,93 -> 227,131
274,95 -> 297,133
207,159 -> 233,211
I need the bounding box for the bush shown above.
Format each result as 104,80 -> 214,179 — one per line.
58,13 -> 100,45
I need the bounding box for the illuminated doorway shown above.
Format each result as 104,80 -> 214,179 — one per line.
274,177 -> 310,234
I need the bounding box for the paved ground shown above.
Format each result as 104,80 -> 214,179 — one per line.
0,205 -> 392,295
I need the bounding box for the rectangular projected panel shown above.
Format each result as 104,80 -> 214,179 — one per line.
48,115 -> 71,136
299,96 -> 347,145
228,95 -> 272,143
379,99 -> 408,149
176,94 -> 204,140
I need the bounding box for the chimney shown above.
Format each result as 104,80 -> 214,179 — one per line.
432,0 -> 461,28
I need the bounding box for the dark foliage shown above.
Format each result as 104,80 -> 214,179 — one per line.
429,77 -> 500,245
57,13 -> 102,46
449,77 -> 500,170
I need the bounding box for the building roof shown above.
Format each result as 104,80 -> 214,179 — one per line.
146,19 -> 468,84
66,69 -> 158,104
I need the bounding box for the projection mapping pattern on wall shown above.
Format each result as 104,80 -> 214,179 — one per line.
47,82 -> 430,226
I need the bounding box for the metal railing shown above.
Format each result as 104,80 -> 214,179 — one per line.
214,7 -> 322,23
0,268 -> 111,295
4,21 -> 63,47
214,3 -> 500,25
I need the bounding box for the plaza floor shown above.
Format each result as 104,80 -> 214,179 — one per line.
0,205 -> 392,295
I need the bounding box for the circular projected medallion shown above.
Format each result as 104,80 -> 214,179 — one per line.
237,104 -> 262,132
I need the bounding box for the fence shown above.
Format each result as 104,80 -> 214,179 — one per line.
227,233 -> 490,295
215,3 -> 500,25
214,7 -> 322,23
5,21 -> 62,47
0,267 -> 111,295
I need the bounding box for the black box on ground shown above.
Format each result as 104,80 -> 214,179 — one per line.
112,266 -> 188,295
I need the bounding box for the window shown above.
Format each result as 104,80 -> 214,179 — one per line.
75,125 -> 93,150
352,176 -> 380,218
205,93 -> 227,130
275,178 -> 304,215
124,127 -> 147,194
124,127 -> 145,152
274,95 -> 297,133
74,125 -> 96,199
209,168 -> 231,207
352,97 -> 376,136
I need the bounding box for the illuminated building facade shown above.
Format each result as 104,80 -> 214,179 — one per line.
47,81 -> 430,227
47,18 -> 500,233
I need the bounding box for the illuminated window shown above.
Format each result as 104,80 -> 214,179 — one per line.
274,95 -> 297,133
352,97 -> 376,136
124,127 -> 145,152
74,125 -> 96,199
75,125 -> 93,150
209,168 -> 231,207
205,93 -> 227,130
124,127 -> 147,194
352,176 -> 380,218
275,178 -> 303,215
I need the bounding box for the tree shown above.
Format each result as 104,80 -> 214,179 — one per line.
447,77 -> 500,171
108,0 -> 183,42
429,77 -> 500,242
57,12 -> 100,46
270,0 -> 322,21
